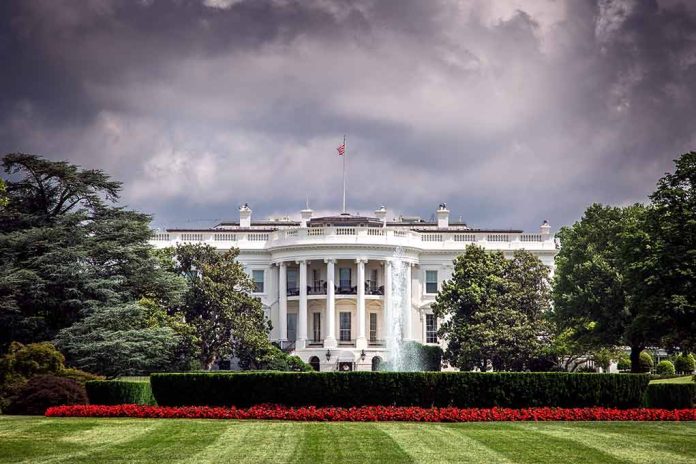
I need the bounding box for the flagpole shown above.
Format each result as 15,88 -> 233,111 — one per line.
342,134 -> 346,214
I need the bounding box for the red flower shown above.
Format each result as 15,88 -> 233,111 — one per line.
44,405 -> 696,422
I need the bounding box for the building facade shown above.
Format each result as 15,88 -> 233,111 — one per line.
150,204 -> 558,371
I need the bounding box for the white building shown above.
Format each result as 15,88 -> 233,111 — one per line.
151,204 -> 557,371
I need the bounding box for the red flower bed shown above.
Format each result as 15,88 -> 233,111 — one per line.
45,404 -> 696,422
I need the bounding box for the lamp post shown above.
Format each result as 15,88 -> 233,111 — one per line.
325,349 -> 332,362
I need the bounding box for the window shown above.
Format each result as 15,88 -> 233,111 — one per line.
287,314 -> 297,341
369,269 -> 379,293
309,356 -> 320,371
312,269 -> 320,289
369,313 -> 378,342
339,268 -> 351,291
252,270 -> 264,293
287,269 -> 298,293
371,356 -> 382,371
313,313 -> 321,342
426,314 -> 437,344
425,270 -> 438,294
339,312 -> 351,341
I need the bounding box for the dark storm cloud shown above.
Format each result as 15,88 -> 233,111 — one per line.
1,0 -> 695,231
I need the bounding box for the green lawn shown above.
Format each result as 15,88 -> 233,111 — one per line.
651,375 -> 695,384
1,417 -> 695,463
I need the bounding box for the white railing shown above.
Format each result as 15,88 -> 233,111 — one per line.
421,233 -> 443,242
214,233 -> 237,241
336,227 -> 356,236
155,227 -> 553,250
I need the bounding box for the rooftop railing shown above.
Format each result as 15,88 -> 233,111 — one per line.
152,226 -> 555,250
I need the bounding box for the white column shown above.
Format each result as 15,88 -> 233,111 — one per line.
324,258 -> 337,348
278,262 -> 287,342
404,263 -> 413,341
356,258 -> 367,349
384,259 -> 392,340
298,260 -> 308,348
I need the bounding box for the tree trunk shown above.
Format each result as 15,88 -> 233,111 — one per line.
630,345 -> 644,373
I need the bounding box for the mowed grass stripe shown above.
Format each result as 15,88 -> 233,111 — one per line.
291,423 -> 415,464
532,423 -> 696,464
447,423 -> 623,464
377,422 -> 517,464
187,421 -> 302,464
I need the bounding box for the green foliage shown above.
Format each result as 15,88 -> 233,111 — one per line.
617,355 -> 631,371
639,352 -> 654,373
655,360 -> 676,376
643,383 -> 695,409
552,203 -> 659,373
238,344 -> 313,371
167,243 -> 271,370
151,372 -> 649,409
55,303 -> 186,378
0,178 -> 7,207
674,353 -> 696,374
644,152 -> 696,352
400,342 -> 442,371
0,154 -> 186,349
0,341 -> 98,410
85,380 -> 155,405
5,375 -> 87,415
432,247 -> 552,371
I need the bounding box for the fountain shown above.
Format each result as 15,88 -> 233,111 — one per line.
385,247 -> 422,371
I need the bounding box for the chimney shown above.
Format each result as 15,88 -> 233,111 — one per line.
436,203 -> 449,228
300,207 -> 313,227
239,203 -> 252,228
375,205 -> 387,227
540,220 -> 551,240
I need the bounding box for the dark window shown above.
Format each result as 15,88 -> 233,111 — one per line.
309,356 -> 320,371
287,269 -> 298,293
252,270 -> 264,293
339,267 -> 351,290
287,313 -> 297,341
339,312 -> 351,341
313,312 -> 321,341
426,314 -> 437,343
371,356 -> 382,371
369,313 -> 377,342
425,270 -> 438,294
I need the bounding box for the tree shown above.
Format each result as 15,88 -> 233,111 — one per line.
0,154 -> 185,349
643,152 -> 696,352
54,303 -> 187,378
0,178 -> 7,207
432,246 -> 552,371
552,203 -> 659,372
169,244 -> 271,370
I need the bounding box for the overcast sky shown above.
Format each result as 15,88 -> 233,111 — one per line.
2,0 -> 695,231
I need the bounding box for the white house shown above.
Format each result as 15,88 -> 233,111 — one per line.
150,204 -> 557,371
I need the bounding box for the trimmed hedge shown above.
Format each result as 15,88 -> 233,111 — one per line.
643,383 -> 695,409
151,372 -> 650,409
86,380 -> 155,405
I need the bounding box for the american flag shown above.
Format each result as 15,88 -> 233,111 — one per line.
337,142 -> 345,156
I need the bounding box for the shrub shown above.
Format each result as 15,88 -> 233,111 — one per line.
576,365 -> 597,373
655,360 -> 676,376
85,380 -> 155,405
639,352 -> 654,373
674,353 -> 696,374
151,372 -> 650,409
644,383 -> 695,409
617,356 -> 631,371
5,375 -> 87,415
59,368 -> 103,383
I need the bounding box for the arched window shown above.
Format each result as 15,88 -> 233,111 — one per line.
309,356 -> 321,372
371,356 -> 382,372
